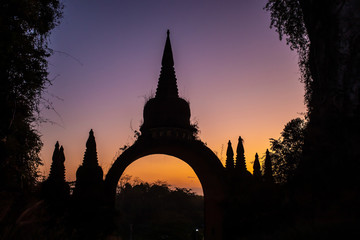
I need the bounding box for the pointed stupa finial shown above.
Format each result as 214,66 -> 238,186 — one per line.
237,136 -> 244,154
83,129 -> 99,167
253,153 -> 261,179
52,141 -> 60,163
156,30 -> 178,98
48,141 -> 66,183
59,146 -> 65,163
161,29 -> 174,67
86,129 -> 96,149
227,140 -> 234,156
236,136 -> 247,172
226,140 -> 234,169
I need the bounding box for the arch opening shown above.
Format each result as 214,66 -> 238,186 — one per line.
114,154 -> 205,239
119,154 -> 203,195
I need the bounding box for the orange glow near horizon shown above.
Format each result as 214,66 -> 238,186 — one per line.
121,155 -> 203,195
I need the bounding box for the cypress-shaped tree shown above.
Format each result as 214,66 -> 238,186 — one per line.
264,149 -> 274,183
225,140 -> 234,169
253,153 -> 261,180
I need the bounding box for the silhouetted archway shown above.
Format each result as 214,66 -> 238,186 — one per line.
105,137 -> 227,240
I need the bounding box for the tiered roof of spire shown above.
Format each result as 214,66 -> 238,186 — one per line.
235,136 -> 247,172
226,140 -> 234,169
253,153 -> 261,179
48,141 -> 66,183
82,129 -> 100,167
155,30 -> 179,99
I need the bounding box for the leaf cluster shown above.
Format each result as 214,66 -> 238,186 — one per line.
265,0 -> 312,108
270,118 -> 306,184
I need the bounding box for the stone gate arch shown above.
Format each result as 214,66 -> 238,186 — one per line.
105,137 -> 227,240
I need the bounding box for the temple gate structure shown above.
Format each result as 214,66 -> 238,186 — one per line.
104,31 -> 228,240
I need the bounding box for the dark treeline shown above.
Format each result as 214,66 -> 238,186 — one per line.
113,177 -> 204,240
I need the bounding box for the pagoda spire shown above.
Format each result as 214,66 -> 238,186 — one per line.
155,30 -> 179,99
140,30 -> 193,136
253,153 -> 261,180
74,129 -> 104,207
82,129 -> 99,167
161,30 -> 174,67
47,141 -> 66,183
226,140 -> 234,169
235,136 -> 247,172
48,141 -> 60,181
264,149 -> 274,183
42,141 -> 69,200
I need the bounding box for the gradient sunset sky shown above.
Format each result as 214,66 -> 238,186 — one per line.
39,0 -> 305,194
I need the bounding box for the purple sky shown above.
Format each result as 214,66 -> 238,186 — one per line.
39,0 -> 305,194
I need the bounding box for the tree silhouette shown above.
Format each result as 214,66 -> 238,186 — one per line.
225,140 -> 234,169
0,0 -> 63,192
265,3 -> 360,237
115,179 -> 204,240
253,153 -> 261,180
270,118 -> 305,184
265,0 -> 360,188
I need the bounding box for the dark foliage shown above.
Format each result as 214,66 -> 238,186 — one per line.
270,118 -> 306,184
265,0 -> 360,186
265,1 -> 360,238
115,180 -> 204,240
264,0 -> 311,106
0,0 -> 63,192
